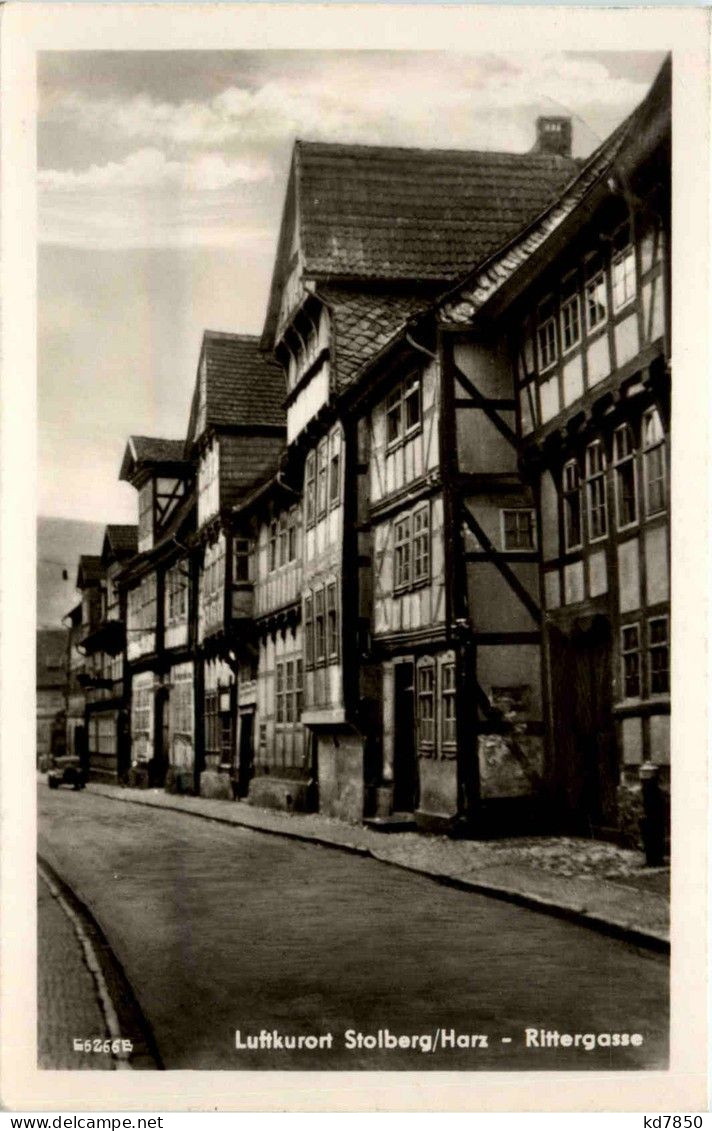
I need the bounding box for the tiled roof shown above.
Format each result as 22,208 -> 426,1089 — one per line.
37,628 -> 67,688
76,555 -> 103,587
296,142 -> 579,284
203,332 -> 286,430
318,287 -> 431,391
104,524 -> 138,563
438,56 -> 670,326
130,436 -> 186,464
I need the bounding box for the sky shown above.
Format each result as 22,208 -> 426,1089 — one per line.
38,49 -> 666,525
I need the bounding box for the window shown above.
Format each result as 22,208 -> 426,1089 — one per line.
585,440 -> 608,541
234,538 -> 250,583
585,258 -> 608,332
305,451 -> 316,527
284,661 -> 295,723
563,461 -> 582,550
560,282 -> 581,353
441,662 -> 456,747
404,376 -> 421,432
537,300 -> 557,371
166,563 -> 188,624
417,665 -> 435,749
269,521 -> 278,572
612,244 -> 636,312
326,582 -> 339,658
502,509 -> 536,551
621,624 -> 641,698
317,437 -> 328,518
412,506 -> 431,582
386,375 -> 421,445
287,512 -> 297,562
170,666 -> 194,737
295,660 -> 303,719
394,516 -> 411,589
314,589 -> 325,663
304,595 -> 314,668
204,689 -> 219,758
275,662 -> 285,723
613,425 -> 638,528
642,407 -> 666,516
329,430 -> 341,507
649,616 -> 669,694
278,516 -> 288,567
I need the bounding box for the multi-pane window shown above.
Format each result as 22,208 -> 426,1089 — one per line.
269,521 -> 278,572
204,690 -> 219,758
621,625 -> 641,698
233,538 -> 251,582
326,583 -> 338,658
284,661 -> 295,723
563,460 -> 582,550
314,589 -> 325,663
502,508 -> 536,551
329,430 -> 341,507
412,506 -> 430,582
287,513 -> 297,562
441,662 -> 456,747
613,425 -> 638,528
278,516 -> 288,568
394,517 -> 411,589
417,665 -> 435,750
649,616 -> 669,694
317,437 -> 328,518
642,407 -> 666,516
612,244 -> 636,312
585,258 -> 608,332
275,662 -> 285,724
304,595 -> 314,668
536,300 -> 557,371
166,563 -> 188,624
305,451 -> 316,527
296,660 -> 303,718
170,667 -> 194,737
585,441 -> 608,541
386,375 -> 421,445
560,281 -> 581,353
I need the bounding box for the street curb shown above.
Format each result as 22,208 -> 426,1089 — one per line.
86,784 -> 670,956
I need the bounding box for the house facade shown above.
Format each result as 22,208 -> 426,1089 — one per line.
36,628 -> 68,764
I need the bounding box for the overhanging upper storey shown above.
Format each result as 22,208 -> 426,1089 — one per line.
119,435 -> 191,554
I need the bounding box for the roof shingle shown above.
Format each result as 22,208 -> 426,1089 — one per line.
202,332 -> 286,432
318,288 -> 431,390
104,525 -> 138,563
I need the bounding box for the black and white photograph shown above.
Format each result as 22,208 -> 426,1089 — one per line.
2,1 -> 709,1115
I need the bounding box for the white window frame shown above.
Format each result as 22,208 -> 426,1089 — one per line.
585,440 -> 608,543
613,424 -> 638,531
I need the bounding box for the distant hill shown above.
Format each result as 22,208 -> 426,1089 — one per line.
37,516 -> 105,629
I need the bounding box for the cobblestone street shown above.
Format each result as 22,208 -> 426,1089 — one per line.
37,871 -> 112,1070
39,786 -> 669,1072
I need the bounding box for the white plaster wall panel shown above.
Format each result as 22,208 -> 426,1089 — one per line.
544,570 -> 561,610
622,716 -> 644,765
540,471 -> 559,562
645,525 -> 669,606
588,549 -> 608,597
614,314 -> 640,369
586,333 -> 611,387
286,363 -> 330,444
649,714 -> 670,765
539,375 -> 560,423
562,353 -> 584,407
618,538 -> 641,613
564,560 -> 585,605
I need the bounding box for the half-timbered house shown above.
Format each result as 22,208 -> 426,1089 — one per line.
260,137 -> 578,821
80,525 -> 137,781
183,330 -> 286,799
426,55 -> 672,838
118,436 -> 195,789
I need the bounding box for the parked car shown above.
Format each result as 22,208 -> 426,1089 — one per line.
47,754 -> 86,790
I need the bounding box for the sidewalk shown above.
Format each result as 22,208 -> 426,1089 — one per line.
86,780 -> 669,950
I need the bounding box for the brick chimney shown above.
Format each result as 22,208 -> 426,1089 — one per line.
533,116 -> 572,158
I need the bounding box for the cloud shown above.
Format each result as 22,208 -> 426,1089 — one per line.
39,147 -> 272,191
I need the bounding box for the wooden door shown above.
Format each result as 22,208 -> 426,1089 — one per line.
548,617 -> 617,834
392,662 -> 419,813
151,688 -> 169,787
236,710 -> 254,799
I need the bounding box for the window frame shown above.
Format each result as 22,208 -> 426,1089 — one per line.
326,581 -> 339,659
314,588 -> 326,664
304,451 -> 316,529
501,508 -> 537,552
563,459 -> 582,552
559,284 -> 581,355
611,243 -> 637,314
317,436 -> 328,519
385,373 -> 422,448
411,504 -> 431,583
394,515 -> 412,591
584,263 -> 608,334
441,661 -> 457,750
536,299 -> 558,373
304,594 -> 314,669
613,424 -> 638,531
648,615 -> 669,696
585,439 -> 608,543
620,623 -> 641,700
642,406 -> 667,517
416,662 -> 435,753
328,429 -> 341,509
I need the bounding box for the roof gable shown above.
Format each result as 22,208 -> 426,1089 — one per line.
119,436 -> 188,484
102,524 -> 138,566
76,555 -> 103,589
186,331 -> 286,448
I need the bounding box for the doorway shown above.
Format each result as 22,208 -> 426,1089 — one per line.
151,687 -> 169,788
392,661 -> 419,813
236,710 -> 254,799
548,616 -> 617,834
